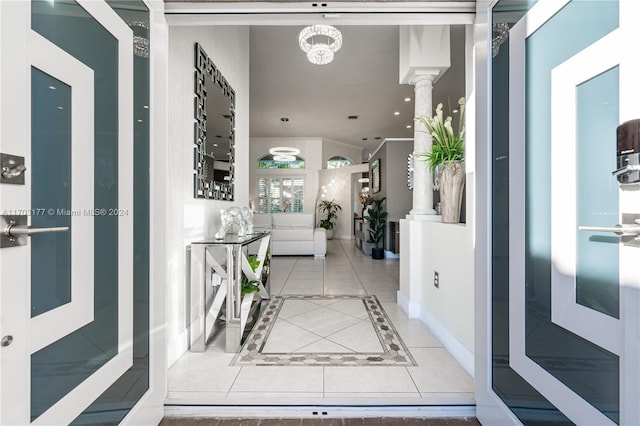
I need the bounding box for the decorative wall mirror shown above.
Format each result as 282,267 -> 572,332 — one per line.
194,43 -> 235,200
371,158 -> 381,194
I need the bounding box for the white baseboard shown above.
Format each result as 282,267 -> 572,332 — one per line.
418,306 -> 475,378
396,291 -> 420,318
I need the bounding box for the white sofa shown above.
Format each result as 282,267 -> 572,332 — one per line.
253,213 -> 326,258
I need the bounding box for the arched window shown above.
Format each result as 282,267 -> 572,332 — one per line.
327,156 -> 353,169
258,154 -> 305,169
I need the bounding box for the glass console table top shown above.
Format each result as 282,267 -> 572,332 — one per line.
191,231 -> 271,245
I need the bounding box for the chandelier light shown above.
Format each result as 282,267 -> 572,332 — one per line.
269,147 -> 300,156
298,25 -> 342,65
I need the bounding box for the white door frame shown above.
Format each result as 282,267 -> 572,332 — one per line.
473,0 -> 520,423
124,1 -> 168,425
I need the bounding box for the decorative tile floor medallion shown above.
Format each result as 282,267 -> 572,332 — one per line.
231,295 -> 417,366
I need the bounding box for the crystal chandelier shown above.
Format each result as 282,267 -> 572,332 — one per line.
298,25 -> 343,65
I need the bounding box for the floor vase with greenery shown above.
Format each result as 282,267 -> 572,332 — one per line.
417,97 -> 466,223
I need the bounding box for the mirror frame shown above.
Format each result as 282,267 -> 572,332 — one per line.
194,43 -> 235,200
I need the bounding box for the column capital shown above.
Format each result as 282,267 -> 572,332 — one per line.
411,73 -> 435,88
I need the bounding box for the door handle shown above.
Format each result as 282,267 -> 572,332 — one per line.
3,223 -> 69,238
0,215 -> 68,248
578,224 -> 640,237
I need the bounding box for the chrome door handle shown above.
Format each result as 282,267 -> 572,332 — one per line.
578,224 -> 640,236
1,214 -> 68,248
4,224 -> 69,238
612,164 -> 640,177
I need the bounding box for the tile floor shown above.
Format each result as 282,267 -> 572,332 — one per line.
167,240 -> 474,406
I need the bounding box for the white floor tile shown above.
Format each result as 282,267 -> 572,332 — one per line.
392,319 -> 444,348
326,299 -> 369,319
231,366 -> 323,392
280,280 -> 323,295
294,338 -> 354,353
226,392 -> 324,399
277,300 -> 322,319
380,302 -> 409,320
323,392 -> 421,398
368,290 -> 398,302
286,307 -> 362,337
289,271 -> 324,280
262,319 -> 322,353
168,352 -> 240,392
407,348 -> 474,393
324,367 -> 418,393
326,319 -> 384,353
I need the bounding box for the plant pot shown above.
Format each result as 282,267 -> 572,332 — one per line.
438,161 -> 465,223
371,247 -> 385,259
325,229 -> 334,240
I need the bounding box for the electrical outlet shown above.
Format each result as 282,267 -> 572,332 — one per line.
434,271 -> 439,288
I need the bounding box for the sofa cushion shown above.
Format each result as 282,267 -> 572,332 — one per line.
271,227 -> 314,241
272,213 -> 314,228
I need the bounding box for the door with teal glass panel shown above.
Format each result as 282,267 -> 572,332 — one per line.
0,1 -> 159,424
482,0 -> 640,424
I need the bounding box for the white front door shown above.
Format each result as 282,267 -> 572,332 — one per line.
0,1 -> 161,424
479,0 -> 640,424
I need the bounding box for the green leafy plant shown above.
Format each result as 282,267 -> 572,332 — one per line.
241,255 -> 261,297
317,199 -> 342,230
416,97 -> 466,171
363,196 -> 387,249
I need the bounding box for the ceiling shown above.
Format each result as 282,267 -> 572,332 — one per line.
249,25 -> 466,159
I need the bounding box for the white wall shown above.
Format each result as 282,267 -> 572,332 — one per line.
318,164 -> 369,239
166,25 -> 250,367
322,138 -> 363,167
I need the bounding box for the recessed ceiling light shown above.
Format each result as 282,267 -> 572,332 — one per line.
213,143 -> 218,147
48,86 -> 56,90
348,115 -> 359,120
362,137 -> 368,141
404,97 -> 411,102
280,117 -> 290,122
374,136 -> 382,140
406,125 -> 412,129
393,111 -> 400,116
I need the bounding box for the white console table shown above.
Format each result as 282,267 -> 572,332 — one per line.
189,232 -> 271,352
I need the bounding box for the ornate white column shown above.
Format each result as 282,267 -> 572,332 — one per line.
398,25 -> 451,217
410,74 -> 436,215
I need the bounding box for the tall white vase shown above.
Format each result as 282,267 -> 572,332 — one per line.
438,161 -> 465,223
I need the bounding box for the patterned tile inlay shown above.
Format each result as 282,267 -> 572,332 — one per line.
231,295 -> 417,366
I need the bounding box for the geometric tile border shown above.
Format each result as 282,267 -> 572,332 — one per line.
231,295 -> 417,367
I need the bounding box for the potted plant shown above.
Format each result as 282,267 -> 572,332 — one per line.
364,196 -> 387,259
416,97 -> 466,223
317,199 -> 342,239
